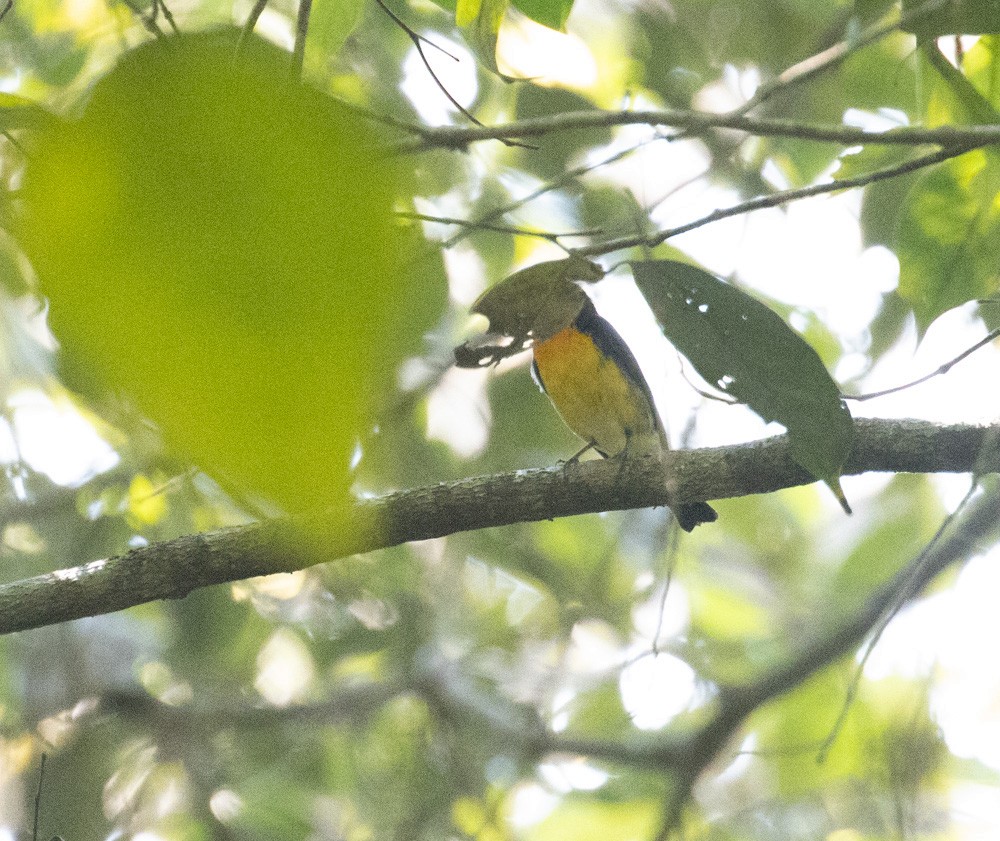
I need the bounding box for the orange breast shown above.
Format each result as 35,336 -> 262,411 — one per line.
532,325 -> 656,457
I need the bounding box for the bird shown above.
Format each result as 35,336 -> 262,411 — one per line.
530,296 -> 717,532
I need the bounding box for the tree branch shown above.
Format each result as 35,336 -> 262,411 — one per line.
574,145 -> 972,257
395,108 -> 1000,154
0,418 -> 994,636
733,0 -> 950,116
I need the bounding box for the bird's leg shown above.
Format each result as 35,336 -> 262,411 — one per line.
612,431 -> 637,485
560,440 -> 597,484
564,441 -> 598,466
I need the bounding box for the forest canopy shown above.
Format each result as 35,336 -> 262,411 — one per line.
0,0 -> 999,840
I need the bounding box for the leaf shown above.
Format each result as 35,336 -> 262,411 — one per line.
513,85 -> 611,179
18,31 -> 411,514
0,92 -> 56,132
458,0 -> 509,72
305,0 -> 366,73
454,256 -> 603,367
632,260 -> 854,513
527,798 -> 660,841
896,151 -> 1000,332
903,0 -> 1000,38
456,0 -> 483,26
510,0 -> 574,31
836,145 -> 923,249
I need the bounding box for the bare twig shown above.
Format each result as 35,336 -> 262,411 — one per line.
292,0 -> 313,78
119,0 -> 165,38
395,107 -> 1000,154
401,211 -> 597,243
152,0 -> 179,34
441,136 -> 663,249
652,479 -> 1000,838
32,754 -> 46,841
815,481 -> 979,762
574,144 -> 974,257
735,0 -> 950,116
847,329 -> 1000,402
373,0 -> 534,146
236,0 -> 270,54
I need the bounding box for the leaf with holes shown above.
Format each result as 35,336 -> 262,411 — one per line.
633,259 -> 854,513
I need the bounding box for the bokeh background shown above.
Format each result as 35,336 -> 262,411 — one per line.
1,0 -> 999,839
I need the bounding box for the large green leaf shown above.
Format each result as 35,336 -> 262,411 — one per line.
19,31 -> 410,514
633,260 -> 854,512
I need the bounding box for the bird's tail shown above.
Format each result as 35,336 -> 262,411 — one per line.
675,500 -> 717,532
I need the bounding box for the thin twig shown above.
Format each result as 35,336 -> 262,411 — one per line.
573,144 -> 975,257
236,0 -> 270,55
652,479 -> 1000,838
816,480 -> 979,762
119,0 -> 165,37
373,0 -> 532,145
153,0 -> 179,34
292,0 -> 313,79
396,107 -> 1000,154
735,0 -> 950,116
33,753 -> 46,841
847,329 -> 1000,402
0,0 -> 13,25
400,211 -> 597,243
443,137 -> 662,249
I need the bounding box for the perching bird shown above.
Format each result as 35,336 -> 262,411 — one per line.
530,296 -> 717,532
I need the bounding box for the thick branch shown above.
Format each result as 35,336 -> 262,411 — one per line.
0,418 -> 994,636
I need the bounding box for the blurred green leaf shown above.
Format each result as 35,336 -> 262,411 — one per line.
306,0 -> 366,73
0,93 -> 57,132
903,0 -> 1000,38
630,5 -> 714,106
567,680 -> 631,737
0,230 -> 32,296
513,85 -> 612,179
458,0 -> 508,72
896,151 -> 1000,332
838,146 -> 924,249
853,0 -> 897,25
19,31 -> 411,513
511,0 -> 573,30
831,473 -> 943,609
526,796 -> 660,841
633,260 -> 854,512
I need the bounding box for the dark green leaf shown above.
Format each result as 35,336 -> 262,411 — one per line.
633,260 -> 854,511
